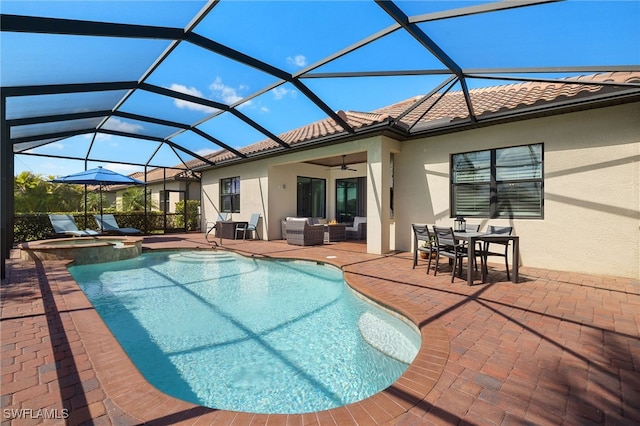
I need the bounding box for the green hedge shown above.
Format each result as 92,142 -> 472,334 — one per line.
13,212 -> 173,243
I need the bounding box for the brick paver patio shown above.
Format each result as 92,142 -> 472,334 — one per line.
1,234 -> 639,425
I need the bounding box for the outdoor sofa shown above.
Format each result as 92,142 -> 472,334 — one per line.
284,217 -> 325,246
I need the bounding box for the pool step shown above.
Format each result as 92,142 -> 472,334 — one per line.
168,251 -> 236,263
357,312 -> 419,365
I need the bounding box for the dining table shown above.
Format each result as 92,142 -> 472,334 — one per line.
453,231 -> 520,286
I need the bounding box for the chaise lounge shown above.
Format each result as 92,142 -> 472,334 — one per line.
94,214 -> 142,235
49,214 -> 101,237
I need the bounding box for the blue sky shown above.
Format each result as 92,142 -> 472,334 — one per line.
3,0 -> 639,177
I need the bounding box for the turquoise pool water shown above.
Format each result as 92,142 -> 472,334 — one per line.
68,250 -> 420,414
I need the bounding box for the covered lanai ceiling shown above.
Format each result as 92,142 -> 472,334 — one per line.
2,0 -> 639,174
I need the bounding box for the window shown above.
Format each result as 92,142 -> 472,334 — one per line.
220,177 -> 240,213
451,144 -> 543,218
297,176 -> 325,218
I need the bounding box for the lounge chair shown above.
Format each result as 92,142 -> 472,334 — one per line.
346,216 -> 367,240
94,214 -> 142,235
49,214 -> 101,237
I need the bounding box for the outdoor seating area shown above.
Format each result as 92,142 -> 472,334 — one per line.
413,222 -> 519,286
2,234 -> 638,425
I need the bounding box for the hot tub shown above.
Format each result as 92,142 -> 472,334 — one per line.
20,236 -> 143,265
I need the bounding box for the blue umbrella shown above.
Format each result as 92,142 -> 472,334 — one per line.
52,166 -> 145,231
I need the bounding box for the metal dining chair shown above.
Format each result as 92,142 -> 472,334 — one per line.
412,224 -> 435,272
433,226 -> 473,282
482,225 -> 513,280
236,213 -> 261,240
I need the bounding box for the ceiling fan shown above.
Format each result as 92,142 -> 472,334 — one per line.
332,155 -> 357,172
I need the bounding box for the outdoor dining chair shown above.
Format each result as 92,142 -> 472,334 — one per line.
412,224 -> 435,272
236,213 -> 260,240
482,225 -> 513,280
433,225 -> 476,283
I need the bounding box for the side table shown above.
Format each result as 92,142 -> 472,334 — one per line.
324,224 -> 347,242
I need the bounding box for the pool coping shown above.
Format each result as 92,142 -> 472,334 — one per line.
44,247 -> 449,424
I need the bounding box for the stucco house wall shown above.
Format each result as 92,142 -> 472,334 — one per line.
395,102 -> 640,278
201,102 -> 639,279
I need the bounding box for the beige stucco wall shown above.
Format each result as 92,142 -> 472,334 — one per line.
395,102 -> 640,279
200,102 -> 639,278
201,138 -> 379,242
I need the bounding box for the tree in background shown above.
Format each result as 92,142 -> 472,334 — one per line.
174,200 -> 200,231
14,171 -> 84,212
83,190 -> 106,212
122,187 -> 155,211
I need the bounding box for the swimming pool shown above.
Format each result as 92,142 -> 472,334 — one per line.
68,250 -> 420,414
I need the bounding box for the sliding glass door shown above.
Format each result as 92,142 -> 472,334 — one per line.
336,177 -> 366,223
297,176 -> 326,218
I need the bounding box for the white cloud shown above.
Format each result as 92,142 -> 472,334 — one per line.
104,163 -> 143,176
287,54 -> 307,68
103,117 -> 144,134
271,86 -> 297,100
210,77 -> 245,105
170,83 -> 217,113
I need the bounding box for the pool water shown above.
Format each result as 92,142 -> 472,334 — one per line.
68,250 -> 420,414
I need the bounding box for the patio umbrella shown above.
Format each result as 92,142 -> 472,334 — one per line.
52,166 -> 145,231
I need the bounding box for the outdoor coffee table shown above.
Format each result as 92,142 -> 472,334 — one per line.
324,223 -> 347,242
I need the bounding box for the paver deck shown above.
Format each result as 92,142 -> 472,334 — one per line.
1,233 -> 639,425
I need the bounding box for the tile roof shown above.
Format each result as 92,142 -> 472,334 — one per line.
382,72 -> 640,128
188,71 -> 640,169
